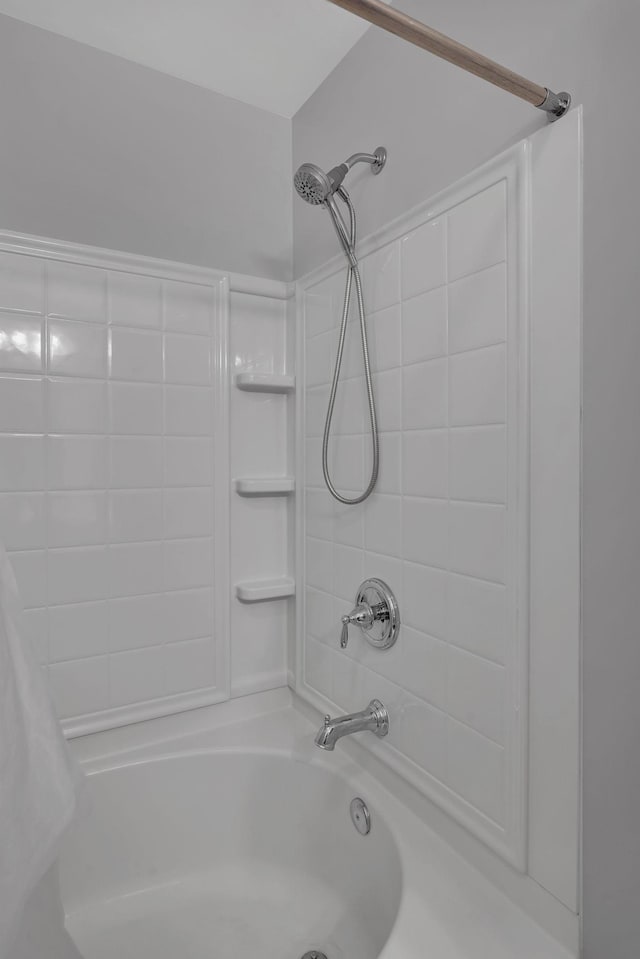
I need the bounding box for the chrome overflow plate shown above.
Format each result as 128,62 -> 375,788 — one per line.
350,797 -> 371,835
340,578 -> 400,650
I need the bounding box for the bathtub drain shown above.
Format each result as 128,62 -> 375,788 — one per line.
301,952 -> 328,959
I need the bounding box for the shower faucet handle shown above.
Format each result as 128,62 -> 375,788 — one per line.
340,603 -> 374,648
338,579 -> 400,651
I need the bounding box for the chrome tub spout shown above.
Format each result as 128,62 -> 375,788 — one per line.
314,699 -> 389,751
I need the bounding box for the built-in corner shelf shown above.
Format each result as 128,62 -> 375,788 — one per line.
235,373 -> 295,394
235,577 -> 296,603
234,477 -> 295,497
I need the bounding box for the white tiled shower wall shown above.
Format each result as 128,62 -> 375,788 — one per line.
0,236 -> 293,732
301,171 -> 528,861
0,248 -> 229,729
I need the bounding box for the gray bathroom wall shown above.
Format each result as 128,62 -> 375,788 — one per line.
293,2 -> 640,957
0,15 -> 292,280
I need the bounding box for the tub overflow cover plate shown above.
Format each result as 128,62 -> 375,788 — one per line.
350,797 -> 371,835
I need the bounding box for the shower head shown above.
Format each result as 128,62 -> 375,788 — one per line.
293,162 -> 347,206
293,147 -> 387,206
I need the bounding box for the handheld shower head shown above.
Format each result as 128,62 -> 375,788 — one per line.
295,149 -> 387,506
293,162 -> 348,205
293,147 -> 386,206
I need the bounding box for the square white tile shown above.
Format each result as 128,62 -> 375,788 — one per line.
47,262 -> 107,323
401,217 -> 446,300
449,344 -> 506,427
402,429 -> 448,498
48,491 -> 107,547
402,497 -> 448,569
376,431 -> 402,495
393,693 -> 447,781
331,375 -> 365,436
448,263 -> 507,354
108,541 -> 163,598
332,499 -> 364,549
304,285 -> 334,338
22,607 -> 48,664
163,537 -> 213,591
109,645 -> 165,707
403,561 -> 447,639
368,305 -> 402,371
48,319 -> 107,378
164,437 -> 213,487
0,313 -> 43,372
164,333 -> 211,385
108,592 -> 167,652
48,546 -> 109,605
306,587 -> 335,646
446,718 -> 505,824
305,385 -> 328,438
363,241 -> 401,312
305,488 -> 334,541
447,573 -> 507,664
47,378 -> 107,433
385,625 -> 447,711
447,182 -> 507,282
49,600 -> 109,662
446,644 -> 505,743
109,435 -> 163,488
0,376 -> 44,432
164,587 -> 213,644
164,385 -> 213,435
372,368 -> 402,432
109,326 -> 163,382
306,536 -> 333,594
332,542 -> 365,602
109,272 -> 161,329
402,359 -> 447,431
305,328 -> 333,388
108,489 -> 163,543
8,549 -> 47,607
165,638 -> 214,694
364,493 -> 402,557
0,492 -> 45,549
109,382 -> 163,434
324,434 -> 364,494
163,487 -> 213,539
449,502 -> 507,583
47,435 -> 107,490
304,637 -> 333,700
48,656 -> 109,719
0,435 -> 45,491
0,253 -> 44,314
402,287 -> 447,365
449,426 -> 506,503
164,281 -> 213,335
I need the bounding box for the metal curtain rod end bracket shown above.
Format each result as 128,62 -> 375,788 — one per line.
538,89 -> 572,121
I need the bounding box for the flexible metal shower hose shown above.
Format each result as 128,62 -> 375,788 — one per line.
322,193 -> 379,505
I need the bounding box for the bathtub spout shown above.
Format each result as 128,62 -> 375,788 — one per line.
314,700 -> 389,750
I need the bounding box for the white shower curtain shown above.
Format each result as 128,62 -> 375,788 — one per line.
0,541 -> 83,958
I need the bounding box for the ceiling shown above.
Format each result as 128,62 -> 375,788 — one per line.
0,0 -> 374,117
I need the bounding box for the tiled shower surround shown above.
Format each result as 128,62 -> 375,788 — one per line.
300,171 -> 528,861
0,248 -> 228,730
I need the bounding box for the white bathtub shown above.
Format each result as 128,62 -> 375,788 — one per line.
60,690 -> 575,959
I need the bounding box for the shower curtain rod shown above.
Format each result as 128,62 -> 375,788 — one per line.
326,0 -> 571,120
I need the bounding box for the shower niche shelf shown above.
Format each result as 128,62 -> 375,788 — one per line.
235,477 -> 295,496
235,373 -> 295,394
235,577 -> 296,603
